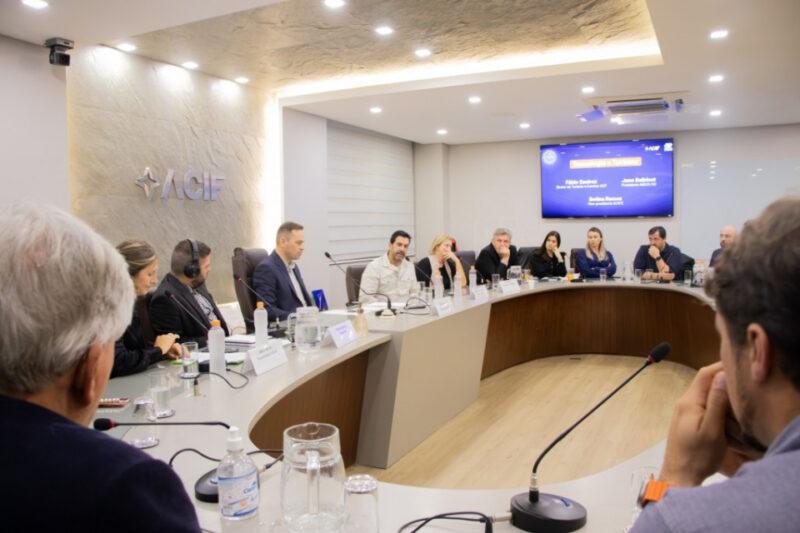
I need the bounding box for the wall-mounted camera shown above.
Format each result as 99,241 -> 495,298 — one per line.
44,37 -> 74,66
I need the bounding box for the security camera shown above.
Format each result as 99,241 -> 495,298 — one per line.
44,37 -> 74,67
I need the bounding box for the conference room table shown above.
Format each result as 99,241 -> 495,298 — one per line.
103,279 -> 720,532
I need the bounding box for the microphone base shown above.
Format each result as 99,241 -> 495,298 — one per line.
376,308 -> 397,317
510,491 -> 587,532
195,467 -> 219,503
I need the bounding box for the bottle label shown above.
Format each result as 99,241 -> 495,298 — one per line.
219,470 -> 259,518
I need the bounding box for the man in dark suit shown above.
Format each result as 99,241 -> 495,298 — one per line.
0,204 -> 199,532
633,226 -> 684,281
149,239 -> 229,347
475,227 -> 520,283
710,224 -> 737,267
253,221 -> 313,320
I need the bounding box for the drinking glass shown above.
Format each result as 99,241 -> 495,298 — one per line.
623,466 -> 659,532
130,398 -> 159,449
149,371 -> 174,418
179,341 -> 199,379
683,269 -> 693,287
491,273 -> 501,290
645,268 -> 654,282
508,265 -> 522,284
416,281 -> 425,295
623,261 -> 632,282
345,474 -> 379,532
599,268 -> 608,282
634,269 -> 643,282
566,268 -> 575,281
295,306 -> 321,354
522,269 -> 531,282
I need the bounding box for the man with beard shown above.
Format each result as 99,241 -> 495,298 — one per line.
710,224 -> 737,267
150,239 -> 229,347
359,230 -> 416,304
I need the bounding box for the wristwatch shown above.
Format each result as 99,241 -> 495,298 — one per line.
637,478 -> 670,508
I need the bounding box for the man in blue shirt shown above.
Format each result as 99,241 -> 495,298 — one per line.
633,226 -> 683,281
631,198 -> 800,532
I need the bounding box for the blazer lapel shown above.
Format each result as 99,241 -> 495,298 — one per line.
167,274 -> 209,327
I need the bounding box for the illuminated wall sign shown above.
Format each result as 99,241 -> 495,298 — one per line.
135,167 -> 225,201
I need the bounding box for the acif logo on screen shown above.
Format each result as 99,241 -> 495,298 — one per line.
542,149 -> 558,165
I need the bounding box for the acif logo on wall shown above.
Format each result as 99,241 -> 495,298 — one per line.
135,167 -> 225,201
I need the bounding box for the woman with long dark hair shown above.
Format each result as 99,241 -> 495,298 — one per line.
526,231 -> 567,278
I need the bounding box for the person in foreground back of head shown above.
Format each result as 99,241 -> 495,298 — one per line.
0,204 -> 200,532
631,197 -> 800,532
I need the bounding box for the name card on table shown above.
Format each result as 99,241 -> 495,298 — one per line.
471,285 -> 489,303
324,320 -> 359,348
243,339 -> 288,376
498,279 -> 521,295
432,297 -> 454,317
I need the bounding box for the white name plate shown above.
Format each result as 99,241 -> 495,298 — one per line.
498,279 -> 521,295
471,285 -> 489,303
325,320 -> 359,348
432,297 -> 454,317
244,339 -> 288,376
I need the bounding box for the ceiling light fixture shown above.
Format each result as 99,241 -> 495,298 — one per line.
414,48 -> 432,59
709,109 -> 722,117
21,0 -> 48,9
709,29 -> 729,40
611,116 -> 624,125
519,122 -> 531,129
324,0 -> 346,8
375,26 -> 394,36
708,74 -> 724,83
369,106 -> 382,114
234,77 -> 250,84
468,96 -> 482,104
436,128 -> 447,135
581,86 -> 595,94
116,43 -> 137,52
181,61 -> 199,70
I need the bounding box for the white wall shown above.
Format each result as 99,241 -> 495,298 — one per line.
0,35 -> 69,210
413,143 -> 448,251
425,124 -> 800,266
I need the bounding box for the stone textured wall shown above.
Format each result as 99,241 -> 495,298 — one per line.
68,46 -> 270,303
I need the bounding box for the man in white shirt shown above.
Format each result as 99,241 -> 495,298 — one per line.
359,230 -> 417,304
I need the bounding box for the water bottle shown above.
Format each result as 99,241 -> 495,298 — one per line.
218,426 -> 259,521
452,274 -> 463,304
254,301 -> 269,348
432,273 -> 444,300
468,266 -> 477,293
208,319 -> 226,375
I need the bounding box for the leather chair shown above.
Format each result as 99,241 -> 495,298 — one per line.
518,246 -> 537,267
136,292 -> 155,345
345,264 -> 368,303
455,250 -> 476,273
231,247 -> 270,333
570,248 -> 582,271
680,253 -> 696,279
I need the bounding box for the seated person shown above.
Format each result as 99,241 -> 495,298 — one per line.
710,224 -> 737,267
631,197 -> 800,533
112,239 -> 181,378
359,230 -> 417,304
526,231 -> 567,279
633,226 -> 683,281
0,204 -> 199,531
416,234 -> 467,291
475,227 -> 519,283
576,227 -> 617,279
252,221 -> 313,321
149,239 -> 229,347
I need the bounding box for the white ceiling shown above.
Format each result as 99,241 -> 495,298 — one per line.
289,0 -> 800,144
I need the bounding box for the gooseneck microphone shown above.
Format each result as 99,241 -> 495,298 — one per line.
164,290 -> 209,332
324,251 -> 396,316
407,256 -> 433,284
93,418 -> 230,431
234,276 -> 270,308
510,342 -> 671,533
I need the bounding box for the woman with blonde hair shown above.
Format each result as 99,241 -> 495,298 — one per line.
112,239 -> 181,377
415,234 -> 467,291
576,227 -> 617,279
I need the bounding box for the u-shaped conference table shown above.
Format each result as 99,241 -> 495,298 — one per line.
105,281 -> 719,532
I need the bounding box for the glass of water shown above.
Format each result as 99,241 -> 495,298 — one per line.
508,265 -> 522,284
295,306 -> 321,354
599,268 -> 608,282
491,273 -> 501,290
634,269 -> 643,282
131,398 -> 159,449
149,371 -> 174,419
684,269 -> 693,287
344,475 -> 379,532
179,341 -> 199,379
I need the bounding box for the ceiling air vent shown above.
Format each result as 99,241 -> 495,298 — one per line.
578,91 -> 688,122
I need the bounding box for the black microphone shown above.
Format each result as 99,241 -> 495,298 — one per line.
93,418 -> 230,431
406,256 -> 433,285
510,342 -> 671,533
324,251 -> 396,316
164,289 -> 209,332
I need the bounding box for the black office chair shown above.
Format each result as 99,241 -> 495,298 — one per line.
231,247 -> 270,333
136,292 -> 155,346
569,248 -> 582,271
345,264 -> 368,303
455,250 -> 476,273
680,253 -> 696,279
517,246 -> 536,268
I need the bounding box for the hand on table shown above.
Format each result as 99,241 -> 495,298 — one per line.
154,333 -> 180,358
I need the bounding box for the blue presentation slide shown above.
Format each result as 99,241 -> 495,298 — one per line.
540,138 -> 674,218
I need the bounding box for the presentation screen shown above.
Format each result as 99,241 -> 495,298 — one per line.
540,138 -> 674,218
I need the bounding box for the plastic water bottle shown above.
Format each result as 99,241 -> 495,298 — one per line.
452,274 -> 463,304
254,301 -> 269,348
208,319 -> 226,375
468,266 -> 477,293
218,426 -> 259,521
432,273 -> 444,300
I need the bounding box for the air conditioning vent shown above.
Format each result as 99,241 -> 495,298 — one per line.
578,91 -> 689,122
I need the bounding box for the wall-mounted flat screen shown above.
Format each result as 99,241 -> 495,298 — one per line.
540,138 -> 674,218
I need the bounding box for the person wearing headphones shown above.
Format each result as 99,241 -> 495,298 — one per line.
149,239 -> 229,347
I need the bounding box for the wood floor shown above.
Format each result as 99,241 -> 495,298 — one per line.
348,354 -> 696,489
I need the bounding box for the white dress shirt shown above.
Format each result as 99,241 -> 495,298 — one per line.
359,253 -> 417,304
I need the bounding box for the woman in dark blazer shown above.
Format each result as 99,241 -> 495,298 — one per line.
112,240 -> 180,378
576,227 -> 617,279
526,231 -> 568,278
415,234 -> 467,291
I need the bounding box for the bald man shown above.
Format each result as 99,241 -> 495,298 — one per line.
710,225 -> 737,267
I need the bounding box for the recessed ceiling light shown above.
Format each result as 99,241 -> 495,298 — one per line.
22,0 -> 48,9
369,106 -> 382,114
375,26 -> 394,36
756,168 -> 763,172
710,176 -> 716,180
414,48 -> 432,59
468,96 -> 482,104
710,160 -> 717,164
181,61 -> 199,70
709,29 -> 729,40
708,74 -> 724,83
234,77 -> 250,84
324,0 -> 346,8
581,86 -> 595,94
436,128 -> 447,135
709,109 -> 722,117
751,173 -> 757,177
519,122 -> 531,129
